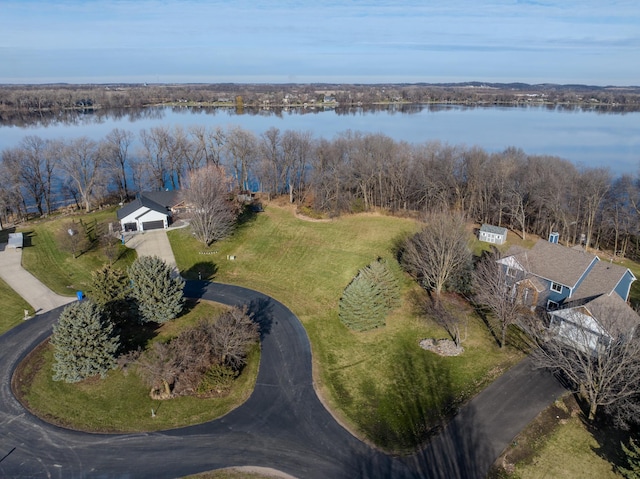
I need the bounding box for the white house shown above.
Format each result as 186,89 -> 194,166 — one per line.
548,294 -> 639,355
117,191 -> 180,232
478,224 -> 508,245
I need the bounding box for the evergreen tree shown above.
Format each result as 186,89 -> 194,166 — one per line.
128,255 -> 185,324
620,438 -> 640,479
360,258 -> 401,309
90,264 -> 130,325
51,300 -> 119,383
339,273 -> 387,331
339,258 -> 401,332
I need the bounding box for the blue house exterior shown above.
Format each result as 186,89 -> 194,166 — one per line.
499,239 -> 636,311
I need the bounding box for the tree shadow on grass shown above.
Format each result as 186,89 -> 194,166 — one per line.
349,343 -> 496,478
183,261 -> 218,281
117,319 -> 161,352
583,405 -> 632,475
235,203 -> 261,230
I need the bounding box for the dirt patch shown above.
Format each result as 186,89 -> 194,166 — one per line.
12,338 -> 50,403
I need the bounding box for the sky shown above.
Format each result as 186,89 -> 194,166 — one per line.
1,1 -> 639,85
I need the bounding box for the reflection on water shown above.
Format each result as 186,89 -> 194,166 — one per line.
0,104 -> 638,174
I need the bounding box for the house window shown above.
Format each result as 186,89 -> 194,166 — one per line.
506,267 -> 516,278
550,282 -> 563,293
547,299 -> 559,310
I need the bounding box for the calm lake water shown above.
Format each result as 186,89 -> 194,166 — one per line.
1,104 -> 638,175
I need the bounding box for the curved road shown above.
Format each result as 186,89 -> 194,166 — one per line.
0,281 -> 564,478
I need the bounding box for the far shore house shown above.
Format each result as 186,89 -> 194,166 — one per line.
478,224 -> 508,245
117,191 -> 182,232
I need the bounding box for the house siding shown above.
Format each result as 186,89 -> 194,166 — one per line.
120,208 -> 168,231
614,270 -> 636,301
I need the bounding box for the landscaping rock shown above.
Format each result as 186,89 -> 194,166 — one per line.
419,338 -> 464,356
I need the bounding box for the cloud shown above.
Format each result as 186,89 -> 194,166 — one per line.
1,0 -> 639,84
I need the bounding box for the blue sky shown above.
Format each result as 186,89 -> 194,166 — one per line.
1,0 -> 639,85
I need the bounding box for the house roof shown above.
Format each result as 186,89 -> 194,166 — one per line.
554,294 -> 640,338
7,232 -> 23,248
141,190 -> 180,208
480,224 -> 507,235
508,240 -> 598,288
571,260 -> 633,302
116,194 -> 170,220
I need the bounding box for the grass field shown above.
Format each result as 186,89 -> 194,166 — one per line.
0,278 -> 34,334
491,395 -> 626,478
168,204 -> 523,451
15,300 -> 260,432
19,207 -> 137,296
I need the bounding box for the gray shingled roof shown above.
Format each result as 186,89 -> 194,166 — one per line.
116,194 -> 170,220
510,240 -> 598,288
480,224 -> 508,235
141,190 -> 180,208
559,294 -> 640,337
571,260 -> 632,302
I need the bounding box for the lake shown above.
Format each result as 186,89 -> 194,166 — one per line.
0,104 -> 638,175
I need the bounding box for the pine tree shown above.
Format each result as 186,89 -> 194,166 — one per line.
339,274 -> 387,331
360,258 -> 401,310
339,258 -> 401,332
620,438 -> 640,479
128,255 -> 185,324
90,264 -> 130,325
51,300 -> 119,383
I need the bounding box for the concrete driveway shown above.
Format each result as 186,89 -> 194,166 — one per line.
124,229 -> 179,276
0,242 -> 75,314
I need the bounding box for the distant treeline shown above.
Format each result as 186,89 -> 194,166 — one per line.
2,124 -> 639,264
1,82 -> 639,116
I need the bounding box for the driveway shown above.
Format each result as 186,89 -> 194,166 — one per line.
124,229 -> 178,276
0,242 -> 75,314
0,280 -> 566,479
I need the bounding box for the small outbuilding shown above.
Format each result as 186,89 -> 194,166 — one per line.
7,232 -> 24,249
478,224 -> 508,245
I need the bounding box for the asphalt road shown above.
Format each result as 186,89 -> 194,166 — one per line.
0,281 -> 565,478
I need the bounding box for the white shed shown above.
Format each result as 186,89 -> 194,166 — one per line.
478,224 -> 508,245
7,232 -> 24,249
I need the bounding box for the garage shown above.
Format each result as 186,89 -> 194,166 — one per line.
142,220 -> 165,231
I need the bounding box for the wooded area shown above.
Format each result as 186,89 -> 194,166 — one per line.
2,122 -> 639,261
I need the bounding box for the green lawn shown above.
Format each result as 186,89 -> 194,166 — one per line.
15,301 -> 259,432
492,395 -> 625,479
0,278 -> 34,334
19,208 -> 137,296
169,205 -> 523,451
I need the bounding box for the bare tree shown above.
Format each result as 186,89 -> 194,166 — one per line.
59,137 -> 104,212
472,251 -> 527,348
134,342 -> 179,399
210,306 -> 259,369
577,167 -> 611,249
520,298 -> 640,420
225,126 -> 257,191
102,128 -> 134,200
181,164 -> 237,246
401,210 -> 472,302
139,127 -> 172,190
